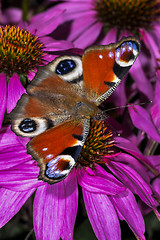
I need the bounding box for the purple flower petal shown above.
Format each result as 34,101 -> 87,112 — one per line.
108,160 -> 157,208
0,126 -> 30,169
146,155 -> 160,168
151,177 -> 160,199
73,22 -> 103,48
0,187 -> 35,228
143,29 -> 160,64
16,135 -> 30,148
28,9 -> 65,37
1,7 -> 22,24
0,73 -> 7,128
110,76 -> 127,114
7,73 -> 25,113
151,71 -> 160,128
51,2 -> 94,22
77,165 -> 125,195
129,56 -> 154,99
100,28 -> 117,44
151,103 -> 160,130
115,137 -> 156,171
83,189 -> 121,240
129,105 -> 160,143
33,182 -> 66,240
67,12 -> 98,42
0,145 -> 30,170
0,161 -> 44,191
61,169 -> 78,240
0,126 -> 20,148
110,189 -> 145,240
41,37 -> 74,51
107,153 -> 151,182
28,70 -> 36,80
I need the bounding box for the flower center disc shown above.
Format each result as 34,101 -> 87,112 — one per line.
94,0 -> 160,32
0,25 -> 44,76
79,120 -> 114,167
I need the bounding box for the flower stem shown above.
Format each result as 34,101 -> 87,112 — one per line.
22,0 -> 29,21
144,139 -> 159,156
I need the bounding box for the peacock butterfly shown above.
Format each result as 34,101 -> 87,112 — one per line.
10,37 -> 140,184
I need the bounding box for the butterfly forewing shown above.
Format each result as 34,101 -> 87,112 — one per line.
82,37 -> 140,105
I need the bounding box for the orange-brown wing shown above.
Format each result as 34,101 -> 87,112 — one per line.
82,37 -> 140,105
27,119 -> 89,184
10,73 -> 86,138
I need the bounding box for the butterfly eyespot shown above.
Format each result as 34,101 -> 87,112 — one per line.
11,117 -> 50,137
49,55 -> 83,83
56,59 -> 76,75
115,40 -> 139,67
19,118 -> 37,133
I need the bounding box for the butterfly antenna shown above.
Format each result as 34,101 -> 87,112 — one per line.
101,101 -> 152,136
24,228 -> 34,240
106,119 -> 121,137
103,101 -> 152,114
98,111 -> 121,136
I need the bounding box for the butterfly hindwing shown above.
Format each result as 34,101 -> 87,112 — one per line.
27,119 -> 89,184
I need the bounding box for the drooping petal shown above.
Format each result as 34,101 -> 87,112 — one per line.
61,169 -> 78,240
110,189 -> 145,240
143,29 -> 160,64
108,160 -> 157,208
7,73 -> 25,113
129,105 -> 160,143
0,73 -> 7,128
77,165 -> 125,195
129,56 -> 154,100
115,137 -> 156,171
33,182 -> 66,240
83,189 -> 121,240
151,177 -> 160,199
110,76 -> 127,113
151,71 -> 160,128
0,188 -> 35,228
107,153 -> 148,180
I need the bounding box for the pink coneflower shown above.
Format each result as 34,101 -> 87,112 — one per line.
0,121 -> 158,240
128,69 -> 160,150
50,0 -> 160,49
0,8 -> 73,127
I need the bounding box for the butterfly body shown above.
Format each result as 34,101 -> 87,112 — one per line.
10,37 -> 140,184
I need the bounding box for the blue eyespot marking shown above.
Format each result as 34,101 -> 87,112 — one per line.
56,59 -> 76,75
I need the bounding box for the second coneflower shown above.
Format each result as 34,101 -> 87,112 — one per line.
0,8 -> 73,127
